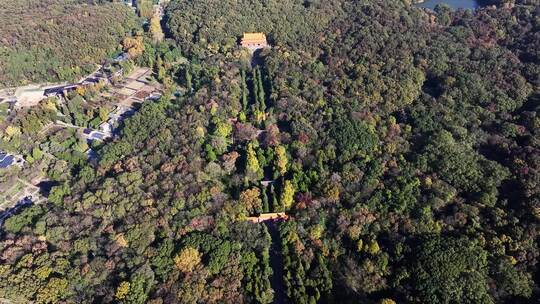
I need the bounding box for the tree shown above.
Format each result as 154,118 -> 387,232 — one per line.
246,142 -> 261,180
255,67 -> 266,111
270,183 -> 281,211
4,205 -> 43,233
239,187 -> 262,214
262,187 -> 270,212
407,236 -> 492,304
116,281 -> 131,300
174,247 -> 202,273
156,57 -> 166,81
185,67 -> 193,92
214,121 -> 232,139
240,69 -> 249,111
150,13 -> 164,43
32,147 -> 43,161
366,239 -> 380,255
137,0 -> 154,19
124,269 -> 154,304
280,180 -> 295,210
274,145 -> 288,178
330,116 -> 378,160
123,36 -> 145,58
98,106 -> 109,122
235,123 -> 259,141
36,278 -> 69,303
421,130 -> 509,194
75,85 -> 86,96
492,257 -> 532,298
4,125 -> 21,139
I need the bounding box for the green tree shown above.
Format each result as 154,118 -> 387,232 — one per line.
330,116 -> 378,161
185,68 -> 193,92
241,69 -> 249,111
407,236 -> 492,304
36,277 -> 69,303
262,187 -> 270,212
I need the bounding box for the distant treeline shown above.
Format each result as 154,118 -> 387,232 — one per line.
0,0 -> 137,88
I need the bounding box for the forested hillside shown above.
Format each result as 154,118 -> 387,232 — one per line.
0,0 -> 137,87
0,0 -> 539,303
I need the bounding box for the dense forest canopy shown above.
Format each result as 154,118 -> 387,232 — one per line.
0,0 -> 137,87
0,0 -> 539,303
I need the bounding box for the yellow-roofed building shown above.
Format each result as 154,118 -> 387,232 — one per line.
240,32 -> 268,51
246,212 -> 289,223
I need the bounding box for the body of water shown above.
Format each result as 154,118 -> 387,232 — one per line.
417,0 -> 479,9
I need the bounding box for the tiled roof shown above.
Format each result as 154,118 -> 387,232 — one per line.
242,32 -> 267,43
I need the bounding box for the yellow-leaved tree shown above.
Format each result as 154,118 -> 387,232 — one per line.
123,36 -> 145,58
275,145 -> 288,177
137,0 -> 154,19
115,281 -> 130,300
214,121 -> 232,139
150,13 -> 164,43
5,125 -> 21,140
174,247 -> 202,273
246,142 -> 261,179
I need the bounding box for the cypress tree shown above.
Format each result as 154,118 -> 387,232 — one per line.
185,68 -> 192,93
270,184 -> 280,212
257,68 -> 266,111
241,69 -> 248,111
250,68 -> 259,111
262,186 -> 269,212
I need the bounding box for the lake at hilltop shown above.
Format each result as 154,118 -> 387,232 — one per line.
417,0 -> 479,9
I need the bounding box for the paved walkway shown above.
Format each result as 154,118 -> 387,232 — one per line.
266,221 -> 288,304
